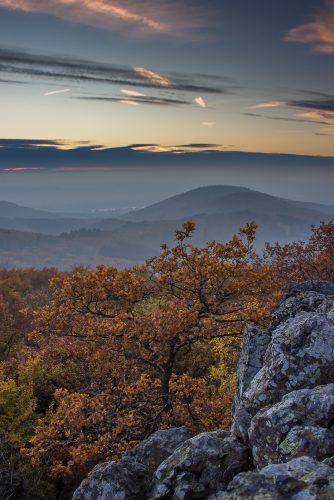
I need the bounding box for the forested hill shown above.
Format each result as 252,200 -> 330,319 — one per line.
121,185 -> 334,221
0,186 -> 333,269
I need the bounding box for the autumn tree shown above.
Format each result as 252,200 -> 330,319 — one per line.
264,220 -> 334,285
0,268 -> 58,361
23,222 -> 274,484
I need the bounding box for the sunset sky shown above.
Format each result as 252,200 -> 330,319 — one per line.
0,0 -> 334,212
1,0 -> 334,157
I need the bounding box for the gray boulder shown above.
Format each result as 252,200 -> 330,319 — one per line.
210,456 -> 334,499
232,283 -> 334,441
249,384 -> 334,468
272,282 -> 334,329
149,431 -> 251,499
231,324 -> 270,441
73,427 -> 191,500
232,286 -> 334,440
124,426 -> 192,476
72,459 -> 147,500
244,310 -> 334,414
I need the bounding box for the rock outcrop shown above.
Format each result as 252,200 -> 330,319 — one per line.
73,427 -> 192,500
73,280 -> 334,500
149,431 -> 250,499
249,384 -> 334,468
211,457 -> 334,499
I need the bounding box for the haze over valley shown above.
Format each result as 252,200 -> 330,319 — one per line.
0,185 -> 333,270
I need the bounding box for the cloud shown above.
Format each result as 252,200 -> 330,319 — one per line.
119,99 -> 140,106
285,0 -> 334,55
315,127 -> 334,135
2,167 -> 44,171
0,139 -> 68,148
297,110 -> 334,120
251,101 -> 286,109
76,95 -> 190,106
288,97 -> 334,112
0,49 -> 227,95
0,139 -> 96,152
44,88 -> 71,96
243,112 -> 332,126
121,89 -> 146,97
203,121 -> 216,126
0,78 -> 26,84
132,143 -> 225,153
194,96 -> 206,108
134,67 -> 171,87
1,140 -> 334,171
0,0 -> 208,38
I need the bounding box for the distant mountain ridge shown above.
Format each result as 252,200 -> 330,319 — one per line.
122,186 -> 334,221
0,186 -> 333,270
0,201 -> 76,219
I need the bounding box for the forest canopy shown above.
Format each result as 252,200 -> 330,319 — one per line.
0,220 -> 333,499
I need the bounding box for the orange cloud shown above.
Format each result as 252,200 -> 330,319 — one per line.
285,0 -> 334,54
133,67 -> 171,87
298,110 -> 334,121
1,0 -> 205,37
119,99 -> 140,106
251,101 -> 286,109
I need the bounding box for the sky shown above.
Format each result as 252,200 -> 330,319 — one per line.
0,0 -> 334,210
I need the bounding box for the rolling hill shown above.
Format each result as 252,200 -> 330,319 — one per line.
122,186 -> 334,221
0,201 -> 71,219
0,186 -> 333,269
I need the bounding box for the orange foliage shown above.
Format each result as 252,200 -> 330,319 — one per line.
0,222 -> 333,497
23,223 -> 275,480
264,220 -> 334,285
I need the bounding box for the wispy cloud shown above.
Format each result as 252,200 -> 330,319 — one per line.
297,110 -> 334,120
288,97 -> 334,112
133,67 -> 171,87
2,167 -> 44,171
76,95 -> 190,106
285,0 -> 334,55
251,101 -> 286,109
119,99 -> 140,106
245,92 -> 334,135
0,139 -> 93,149
121,89 -> 146,97
0,78 -> 26,85
132,143 -> 225,153
316,127 -> 334,135
0,0 -> 207,38
194,96 -> 206,108
243,112 -> 332,126
0,49 -> 227,95
44,88 -> 71,96
203,121 -> 216,126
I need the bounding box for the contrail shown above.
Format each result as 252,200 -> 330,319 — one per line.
44,88 -> 71,96
121,89 -> 146,97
